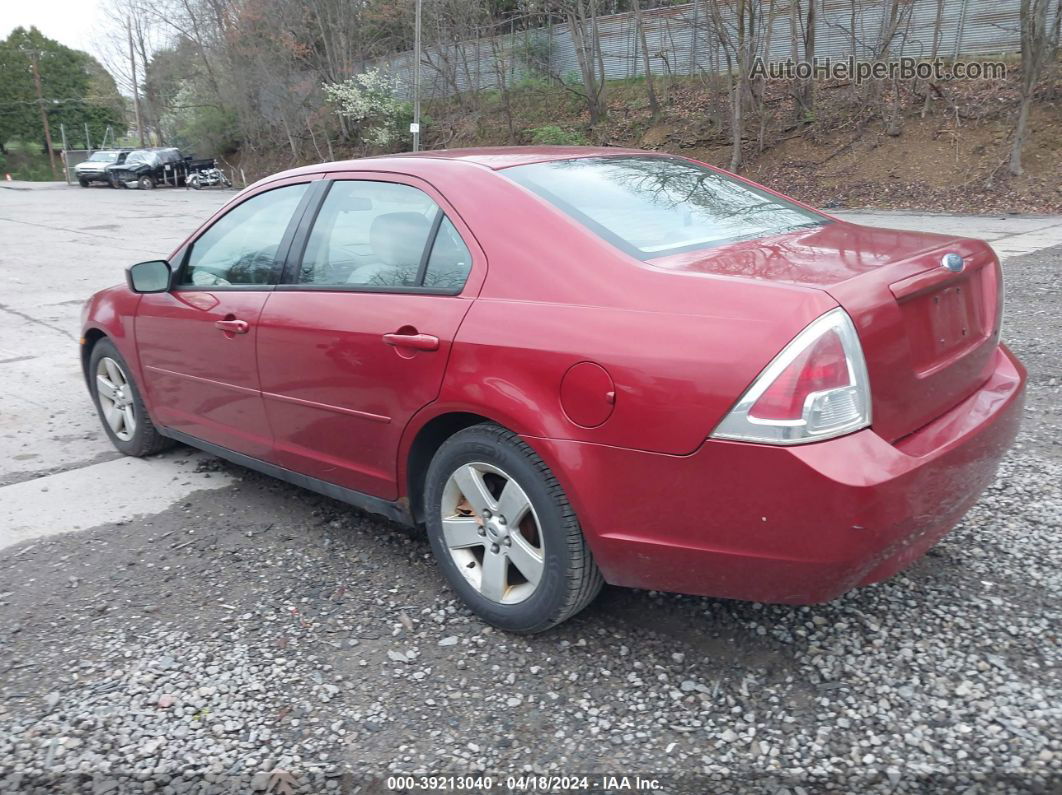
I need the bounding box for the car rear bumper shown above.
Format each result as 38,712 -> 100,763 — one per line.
528,344 -> 1025,604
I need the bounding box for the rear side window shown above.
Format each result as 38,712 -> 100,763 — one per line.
504,156 -> 825,259
180,183 -> 308,287
423,218 -> 472,290
296,180 -> 472,292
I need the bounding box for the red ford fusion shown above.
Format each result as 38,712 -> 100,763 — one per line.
81,147 -> 1025,632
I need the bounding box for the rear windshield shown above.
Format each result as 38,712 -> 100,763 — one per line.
126,150 -> 157,165
504,156 -> 825,259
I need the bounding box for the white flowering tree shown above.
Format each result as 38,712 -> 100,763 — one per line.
323,69 -> 408,150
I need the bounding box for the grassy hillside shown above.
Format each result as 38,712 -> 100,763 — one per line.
0,141 -> 60,182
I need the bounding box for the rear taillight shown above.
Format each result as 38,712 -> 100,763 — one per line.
711,308 -> 871,445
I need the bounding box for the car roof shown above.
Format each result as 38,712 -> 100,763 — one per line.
254,146 -> 675,191
281,146 -> 658,177
378,145 -> 654,170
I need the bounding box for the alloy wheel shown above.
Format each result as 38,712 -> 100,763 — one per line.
440,462 -> 545,604
96,357 -> 137,441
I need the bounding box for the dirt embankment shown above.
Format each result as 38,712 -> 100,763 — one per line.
423,65 -> 1062,215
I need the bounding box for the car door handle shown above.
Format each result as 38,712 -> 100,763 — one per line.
214,318 -> 249,334
382,332 -> 439,351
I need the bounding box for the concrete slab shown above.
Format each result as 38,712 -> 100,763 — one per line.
0,452 -> 233,551
834,210 -> 1062,261
0,184 -> 231,486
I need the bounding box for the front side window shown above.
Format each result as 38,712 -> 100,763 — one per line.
180,183 -> 308,287
298,180 -> 470,291
505,156 -> 825,259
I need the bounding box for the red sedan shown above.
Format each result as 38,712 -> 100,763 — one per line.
81,147 -> 1025,632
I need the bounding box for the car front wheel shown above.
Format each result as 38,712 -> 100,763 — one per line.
424,423 -> 603,632
89,339 -> 172,457
138,175 -> 155,190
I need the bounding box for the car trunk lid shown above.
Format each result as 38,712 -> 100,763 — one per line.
650,221 -> 1003,442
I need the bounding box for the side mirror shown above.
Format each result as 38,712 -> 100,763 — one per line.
127,260 -> 172,293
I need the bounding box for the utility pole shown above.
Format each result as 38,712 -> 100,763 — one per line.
29,53 -> 58,179
412,0 -> 422,152
128,23 -> 145,146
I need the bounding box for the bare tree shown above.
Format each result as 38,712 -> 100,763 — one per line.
1010,0 -> 1061,175
921,0 -> 946,117
489,29 -> 518,141
754,0 -> 778,153
799,0 -> 816,117
564,0 -> 608,124
705,0 -> 756,171
96,0 -> 162,145
631,0 -> 659,116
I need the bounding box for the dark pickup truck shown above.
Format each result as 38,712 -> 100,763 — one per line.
104,147 -> 217,190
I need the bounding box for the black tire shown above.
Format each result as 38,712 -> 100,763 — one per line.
189,176 -> 202,190
424,423 -> 603,633
137,175 -> 155,190
78,178 -> 90,188
88,338 -> 173,457
109,175 -> 124,189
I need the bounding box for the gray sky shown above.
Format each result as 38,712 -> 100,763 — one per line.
2,0 -> 106,55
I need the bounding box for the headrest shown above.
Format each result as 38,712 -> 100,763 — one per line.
369,212 -> 432,267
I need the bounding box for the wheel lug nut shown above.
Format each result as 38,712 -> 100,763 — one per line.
490,543 -> 500,554
503,538 -> 511,547
497,516 -> 506,525
482,510 -> 491,519
477,527 -> 486,536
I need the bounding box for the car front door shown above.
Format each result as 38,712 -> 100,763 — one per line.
135,178 -> 318,458
256,174 -> 485,499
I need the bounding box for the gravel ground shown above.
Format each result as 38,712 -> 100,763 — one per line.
1,245 -> 1059,794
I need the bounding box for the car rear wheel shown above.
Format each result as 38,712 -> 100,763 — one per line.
424,423 -> 603,633
138,175 -> 155,190
78,178 -> 89,188
89,339 -> 172,457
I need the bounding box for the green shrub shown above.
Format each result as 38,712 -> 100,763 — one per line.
526,125 -> 588,146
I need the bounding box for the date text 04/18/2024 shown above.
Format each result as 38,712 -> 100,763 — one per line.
385,775 -> 664,791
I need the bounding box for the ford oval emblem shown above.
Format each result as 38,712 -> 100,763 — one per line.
941,252 -> 965,273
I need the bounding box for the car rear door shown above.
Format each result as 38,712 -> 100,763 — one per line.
135,177 -> 320,458
255,172 -> 486,499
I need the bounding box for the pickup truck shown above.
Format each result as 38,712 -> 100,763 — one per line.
74,149 -> 132,186
104,148 -> 216,190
